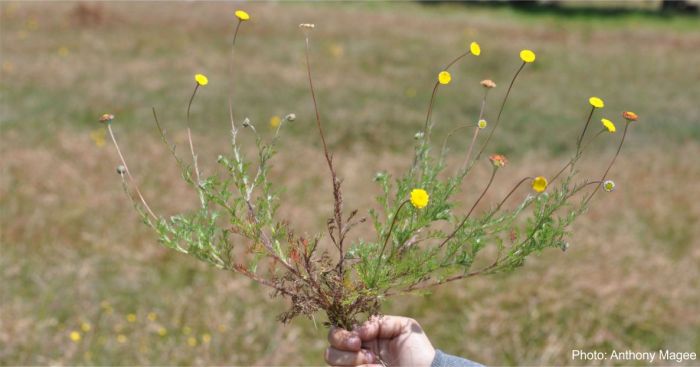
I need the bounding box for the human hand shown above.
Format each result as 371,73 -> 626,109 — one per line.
324,315 -> 436,367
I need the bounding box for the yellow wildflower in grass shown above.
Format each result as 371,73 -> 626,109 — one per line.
329,43 -> 344,58
187,336 -> 198,347
81,322 -> 92,332
117,334 -> 128,344
202,333 -> 212,344
405,87 -> 417,98
70,331 -> 81,342
235,10 -> 250,21
489,154 -> 508,168
601,118 -> 616,133
520,49 -> 536,63
147,312 -> 157,322
410,189 -> 430,209
532,176 -> 548,193
604,180 -> 616,192
470,41 -> 481,56
57,46 -> 69,57
194,73 -> 208,86
478,119 -> 488,129
182,326 -> 192,335
623,111 -> 638,121
589,96 -> 604,108
158,327 -> 168,336
269,115 -> 282,128
438,71 -> 451,85
90,128 -> 106,147
127,313 -> 137,323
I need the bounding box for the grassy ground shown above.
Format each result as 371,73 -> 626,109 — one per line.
1,2 -> 699,365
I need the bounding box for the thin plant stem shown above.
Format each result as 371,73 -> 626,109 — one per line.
303,32 -> 346,275
576,107 -> 596,153
462,88 -> 490,171
106,124 -> 157,220
494,176 -> 533,213
550,129 -> 605,185
437,166 -> 498,251
440,123 -> 476,158
584,121 -> 630,205
372,200 -> 410,285
422,51 -> 470,140
474,62 -> 526,161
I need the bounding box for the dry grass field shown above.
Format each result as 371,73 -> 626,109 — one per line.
1,2 -> 699,365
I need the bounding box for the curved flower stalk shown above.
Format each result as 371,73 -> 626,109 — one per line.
104,12 -> 638,330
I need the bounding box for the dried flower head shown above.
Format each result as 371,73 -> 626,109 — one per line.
601,118 -> 616,133
438,71 -> 451,85
284,113 -> 296,121
532,176 -> 548,193
234,10 -> 250,21
99,113 -> 114,123
470,41 -> 481,56
603,180 -> 616,192
622,111 -> 638,121
299,23 -> 315,29
478,119 -> 488,129
480,79 -> 496,88
489,154 -> 508,168
410,188 -> 430,209
195,73 -> 208,86
589,96 -> 604,109
519,49 -> 536,63
116,165 -> 126,175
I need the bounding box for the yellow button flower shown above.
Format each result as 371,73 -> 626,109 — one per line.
438,71 -> 451,85
81,322 -> 92,332
187,336 -> 198,347
520,49 -> 536,63
127,313 -> 137,323
117,334 -> 128,344
158,327 -> 168,336
202,333 -> 212,344
478,119 -> 488,129
235,10 -> 250,21
589,96 -> 604,108
532,176 -> 548,193
601,118 -> 616,133
270,115 -> 282,128
603,180 -> 615,192
195,73 -> 208,86
70,331 -> 81,342
623,111 -> 638,121
470,41 -> 481,56
410,189 -> 430,209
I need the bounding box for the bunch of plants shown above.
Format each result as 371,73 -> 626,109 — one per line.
101,10 -> 639,330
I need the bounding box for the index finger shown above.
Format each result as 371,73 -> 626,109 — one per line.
328,326 -> 361,352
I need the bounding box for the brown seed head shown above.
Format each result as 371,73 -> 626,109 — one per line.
489,154 -> 508,168
622,111 -> 638,121
480,79 -> 496,88
99,113 -> 114,123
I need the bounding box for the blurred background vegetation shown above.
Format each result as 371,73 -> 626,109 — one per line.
1,1 -> 699,365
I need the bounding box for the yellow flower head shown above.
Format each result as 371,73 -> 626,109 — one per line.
589,96 -> 604,109
70,331 -> 81,342
158,327 -> 168,336
269,115 -> 282,128
520,49 -> 536,63
478,119 -> 488,129
202,333 -> 212,344
81,322 -> 92,332
410,189 -> 430,209
117,334 -> 127,344
489,154 -> 508,168
235,10 -> 250,21
470,41 -> 481,56
187,336 -> 198,347
623,111 -> 638,121
147,312 -> 157,321
601,118 -> 616,133
127,313 -> 137,323
98,113 -> 114,123
480,79 -> 496,88
195,73 -> 208,86
532,176 -> 548,193
603,180 -> 615,192
438,71 -> 451,85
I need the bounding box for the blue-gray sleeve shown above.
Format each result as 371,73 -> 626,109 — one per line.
431,349 -> 485,367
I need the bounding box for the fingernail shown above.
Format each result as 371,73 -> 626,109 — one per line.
364,350 -> 375,363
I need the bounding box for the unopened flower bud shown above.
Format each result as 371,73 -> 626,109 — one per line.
99,113 -> 114,123
414,131 -> 424,140
299,23 -> 315,29
284,113 -> 296,121
242,117 -> 251,127
116,165 -> 126,175
603,180 -> 615,192
478,119 -> 487,129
